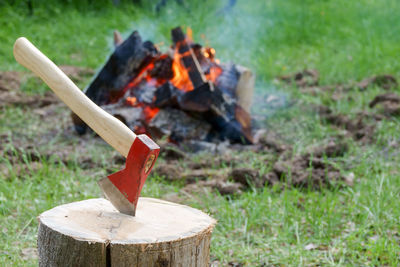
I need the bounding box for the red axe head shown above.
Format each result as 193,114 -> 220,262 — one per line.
98,134 -> 160,216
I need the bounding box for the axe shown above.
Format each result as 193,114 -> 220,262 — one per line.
13,37 -> 160,216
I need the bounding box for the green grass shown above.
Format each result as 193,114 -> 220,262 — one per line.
1,0 -> 400,266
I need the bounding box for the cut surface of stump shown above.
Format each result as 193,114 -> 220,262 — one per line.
38,197 -> 216,267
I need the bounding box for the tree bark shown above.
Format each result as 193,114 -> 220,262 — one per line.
37,198 -> 216,267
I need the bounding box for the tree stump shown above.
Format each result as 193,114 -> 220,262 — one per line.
37,198 -> 216,267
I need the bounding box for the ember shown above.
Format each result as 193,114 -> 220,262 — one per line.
76,27 -> 255,145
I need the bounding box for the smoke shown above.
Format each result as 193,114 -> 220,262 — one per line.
198,0 -> 288,117
199,1 -> 270,68
113,0 -> 288,116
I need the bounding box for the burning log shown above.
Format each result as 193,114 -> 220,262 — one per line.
148,108 -> 211,142
74,27 -> 255,146
171,27 -> 252,143
215,64 -> 239,97
102,104 -> 143,132
153,82 -> 182,108
85,31 -> 158,105
171,27 -> 206,89
177,82 -> 253,143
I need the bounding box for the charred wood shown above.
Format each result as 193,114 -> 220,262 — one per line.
129,83 -> 157,104
150,56 -> 174,80
71,113 -> 87,135
154,82 -> 183,108
206,109 -> 252,144
178,82 -> 219,112
148,108 -> 211,142
216,64 -> 240,98
102,104 -> 143,131
85,31 -> 158,105
179,83 -> 252,144
171,27 -> 206,88
75,27 -> 255,146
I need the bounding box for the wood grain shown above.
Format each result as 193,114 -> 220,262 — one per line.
38,198 -> 216,266
235,65 -> 255,114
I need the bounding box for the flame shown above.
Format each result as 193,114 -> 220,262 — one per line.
203,47 -> 215,60
170,49 -> 195,92
126,96 -> 137,106
120,28 -> 224,132
170,32 -> 222,91
206,64 -> 223,83
143,106 -> 160,121
124,62 -> 156,93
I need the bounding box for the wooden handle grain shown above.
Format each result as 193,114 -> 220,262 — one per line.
13,37 -> 135,157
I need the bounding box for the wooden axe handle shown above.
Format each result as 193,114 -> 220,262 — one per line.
13,37 -> 135,158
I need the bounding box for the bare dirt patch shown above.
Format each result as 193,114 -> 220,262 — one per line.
183,178 -> 244,196
0,67 -> 106,174
279,70 -> 397,92
58,65 -> 94,83
152,136 -> 351,196
278,69 -> 319,88
317,105 -> 377,143
0,71 -> 21,92
0,67 -> 93,109
0,90 -> 59,108
266,140 -> 353,189
369,93 -> 400,117
357,75 -> 397,91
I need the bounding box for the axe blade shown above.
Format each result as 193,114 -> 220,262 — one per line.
98,134 -> 160,216
98,177 -> 137,215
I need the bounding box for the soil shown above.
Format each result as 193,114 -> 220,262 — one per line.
159,143 -> 188,160
153,164 -> 184,181
154,161 -> 228,184
278,70 -> 397,144
152,138 -> 351,196
0,66 -> 92,109
279,70 -> 397,92
1,137 -> 103,171
317,105 -> 377,143
357,75 -> 397,91
183,179 -> 244,196
369,93 -> 400,117
266,140 -> 353,189
323,74 -> 398,92
0,90 -> 59,108
0,71 -> 21,91
0,161 -> 44,179
230,168 -> 268,188
278,69 -> 319,88
253,130 -> 292,154
2,67 -> 382,197
58,65 -> 94,83
0,70 -> 58,108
